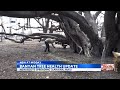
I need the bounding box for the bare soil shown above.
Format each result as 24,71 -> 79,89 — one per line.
0,39 -> 120,79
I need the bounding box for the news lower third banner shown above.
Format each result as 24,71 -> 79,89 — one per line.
16,61 -> 102,71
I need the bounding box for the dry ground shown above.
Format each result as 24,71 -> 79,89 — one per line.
0,39 -> 120,79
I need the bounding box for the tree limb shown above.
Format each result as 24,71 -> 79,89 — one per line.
1,32 -> 68,44
93,11 -> 101,20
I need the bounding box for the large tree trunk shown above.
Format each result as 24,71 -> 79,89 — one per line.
102,11 -> 119,58
54,11 -> 103,57
60,16 -> 82,53
101,25 -> 106,37
43,18 -> 50,33
113,12 -> 120,52
60,16 -> 91,57
84,11 -> 98,35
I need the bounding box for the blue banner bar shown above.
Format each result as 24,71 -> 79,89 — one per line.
78,64 -> 101,68
17,61 -> 101,68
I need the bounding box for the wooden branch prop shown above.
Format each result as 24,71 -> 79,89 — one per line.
0,32 -> 34,38
24,33 -> 66,39
4,37 -> 23,43
7,26 -> 43,31
1,32 -> 68,44
0,32 -> 66,38
4,35 -> 58,43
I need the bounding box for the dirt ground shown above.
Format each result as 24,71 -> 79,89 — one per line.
0,39 -> 120,79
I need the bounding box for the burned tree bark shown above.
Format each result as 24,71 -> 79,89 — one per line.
59,16 -> 91,57
83,11 -> 99,35
54,11 -> 103,57
61,17 -> 82,53
102,11 -> 119,58
115,12 -> 120,52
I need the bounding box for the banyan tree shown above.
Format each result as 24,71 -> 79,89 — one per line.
0,11 -> 106,58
